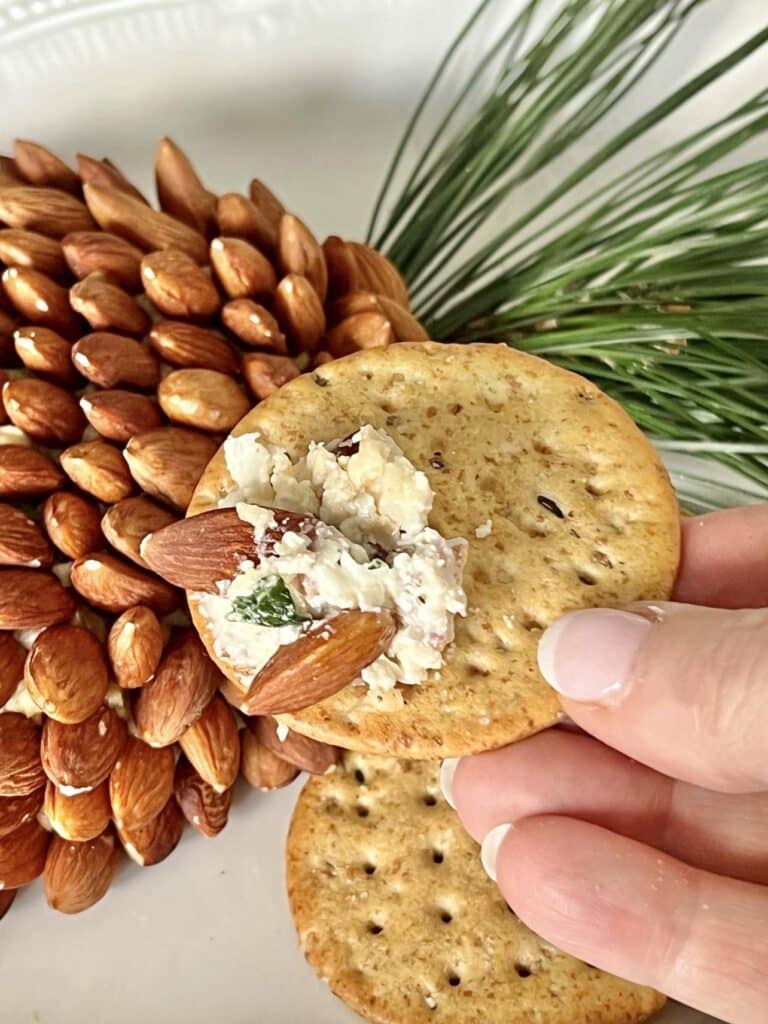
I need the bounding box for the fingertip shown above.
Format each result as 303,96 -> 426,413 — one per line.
480,822 -> 513,882
439,757 -> 461,809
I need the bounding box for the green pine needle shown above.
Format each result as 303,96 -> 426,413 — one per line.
369,0 -> 768,508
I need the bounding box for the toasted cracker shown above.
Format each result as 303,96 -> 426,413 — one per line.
189,343 -> 679,758
286,753 -> 665,1024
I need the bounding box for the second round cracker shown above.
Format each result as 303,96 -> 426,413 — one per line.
286,753 -> 666,1024
189,342 -> 679,758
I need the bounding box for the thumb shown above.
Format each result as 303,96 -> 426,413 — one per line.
537,603 -> 768,792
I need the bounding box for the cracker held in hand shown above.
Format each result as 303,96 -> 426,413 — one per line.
286,753 -> 665,1024
186,342 -> 679,758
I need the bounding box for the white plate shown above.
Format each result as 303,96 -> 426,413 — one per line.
0,2 -> 736,1021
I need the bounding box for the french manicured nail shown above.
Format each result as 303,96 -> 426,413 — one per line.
480,823 -> 513,882
440,758 -> 460,809
537,608 -> 651,704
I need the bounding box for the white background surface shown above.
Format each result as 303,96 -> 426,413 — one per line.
0,1 -> 747,1020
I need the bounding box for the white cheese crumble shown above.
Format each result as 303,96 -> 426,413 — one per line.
1,681 -> 40,720
197,425 -> 467,694
474,519 -> 493,539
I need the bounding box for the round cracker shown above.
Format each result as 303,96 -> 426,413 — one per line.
286,753 -> 665,1024
189,342 -> 679,758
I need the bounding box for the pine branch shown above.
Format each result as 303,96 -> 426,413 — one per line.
370,0 -> 768,508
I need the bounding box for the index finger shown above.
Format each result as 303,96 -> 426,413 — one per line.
674,504 -> 768,608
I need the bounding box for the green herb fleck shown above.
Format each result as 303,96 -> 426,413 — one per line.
228,576 -> 307,627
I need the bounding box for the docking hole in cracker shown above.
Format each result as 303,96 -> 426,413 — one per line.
178,342 -> 679,758
286,753 -> 666,1024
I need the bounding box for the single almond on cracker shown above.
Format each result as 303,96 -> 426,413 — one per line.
178,694 -> 240,793
0,713 -> 45,797
109,736 -> 175,831
44,829 -> 120,914
70,551 -> 179,615
101,495 -> 176,568
43,780 -> 111,843
43,491 -> 104,560
133,630 -> 220,748
41,706 -> 127,791
241,610 -> 396,716
24,624 -> 109,723
174,758 -> 232,837
117,797 -> 183,867
72,332 -> 161,389
108,605 -> 164,689
157,368 -> 250,433
60,440 -> 135,503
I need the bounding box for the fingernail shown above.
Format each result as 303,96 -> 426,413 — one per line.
440,758 -> 460,809
480,823 -> 513,882
537,608 -> 651,703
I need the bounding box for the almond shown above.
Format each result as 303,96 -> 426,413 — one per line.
2,266 -> 80,335
141,506 -> 315,591
0,569 -> 75,630
133,629 -> 220,747
62,231 -> 143,291
248,179 -> 285,249
179,695 -> 239,793
0,819 -> 50,889
72,332 -> 161,390
80,389 -> 163,442
124,427 -> 217,510
44,829 -> 120,914
221,298 -> 287,352
0,156 -> 23,187
155,138 -> 217,237
240,729 -> 299,791
76,154 -> 148,204
70,273 -> 150,335
326,311 -> 395,357
60,440 -> 134,503
0,633 -> 27,707
109,736 -> 175,830
248,715 -> 340,774
242,353 -> 300,399
24,624 -> 109,723
0,888 -> 15,918
0,310 -> 18,363
13,140 -> 80,194
118,796 -> 183,867
43,491 -> 103,560
274,274 -> 325,353
140,249 -> 220,318
0,445 -> 65,499
43,780 -> 111,842
83,184 -> 208,264
3,378 -> 85,446
0,504 -> 53,568
13,326 -> 77,383
148,320 -> 239,374
217,192 -> 280,253
0,713 -> 45,796
174,758 -> 232,837
100,495 -> 176,568
0,788 -> 43,839
374,294 -> 429,342
41,706 -> 127,791
241,609 -> 396,716
0,229 -> 68,279
278,214 -> 327,302
324,236 -> 410,307
0,186 -> 95,237
210,237 -> 277,299
157,369 -> 249,433
70,551 -> 179,615
108,606 -> 164,689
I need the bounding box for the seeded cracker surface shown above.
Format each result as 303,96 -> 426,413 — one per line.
286,753 -> 666,1024
189,343 -> 679,758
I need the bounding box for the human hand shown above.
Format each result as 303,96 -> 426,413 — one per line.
442,505 -> 768,1024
